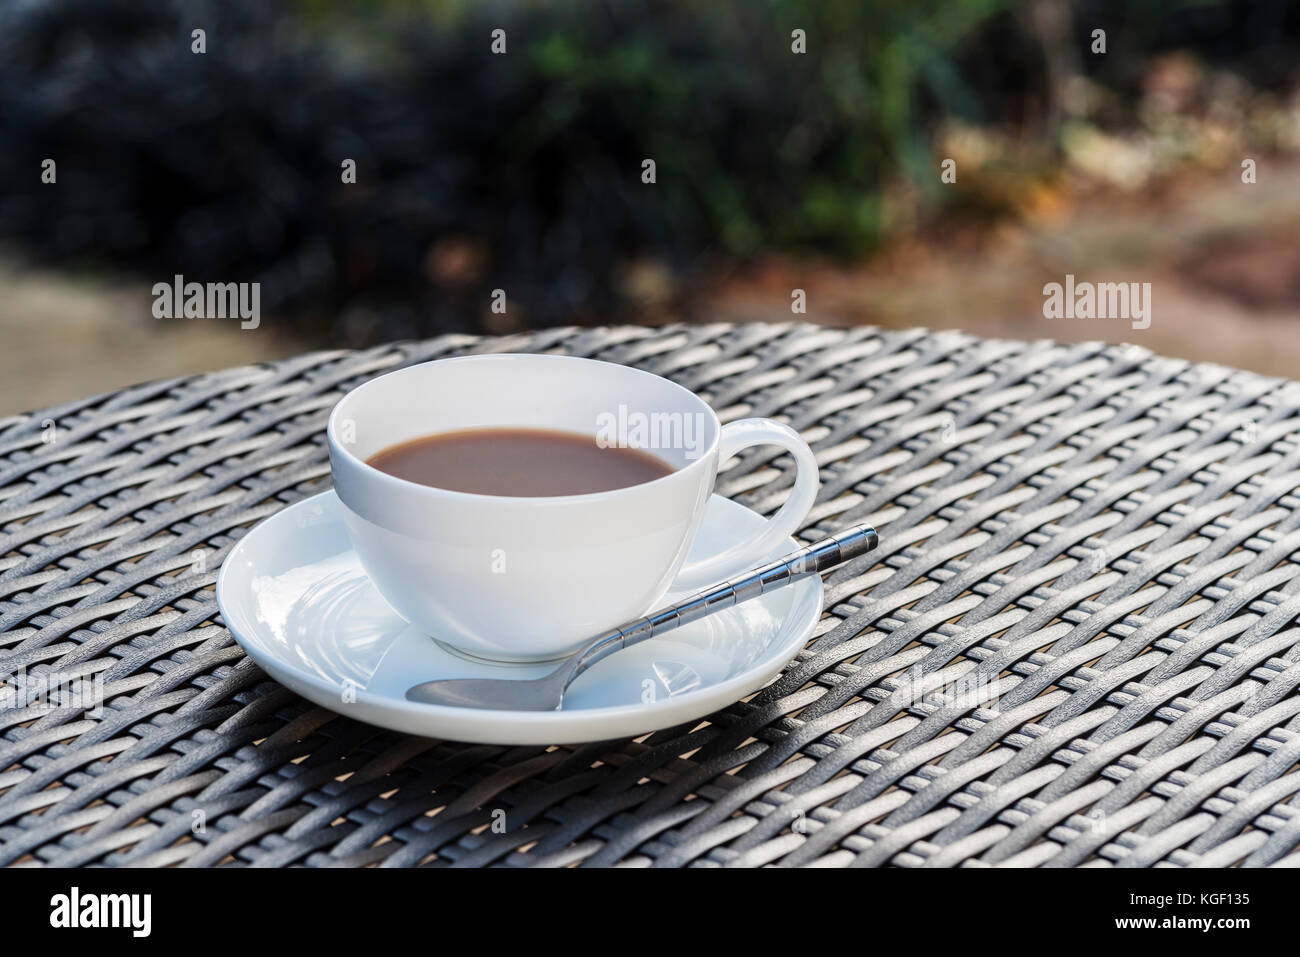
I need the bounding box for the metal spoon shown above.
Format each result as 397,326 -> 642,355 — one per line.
405,524 -> 878,712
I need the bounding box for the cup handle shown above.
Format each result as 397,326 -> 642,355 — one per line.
671,417 -> 820,592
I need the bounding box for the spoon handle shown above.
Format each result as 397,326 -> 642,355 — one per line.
573,524 -> 878,676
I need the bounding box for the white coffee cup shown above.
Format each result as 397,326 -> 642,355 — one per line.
327,354 -> 819,661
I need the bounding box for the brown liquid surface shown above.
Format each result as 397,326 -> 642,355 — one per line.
366,428 -> 675,496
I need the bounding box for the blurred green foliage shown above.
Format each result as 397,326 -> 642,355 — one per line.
292,0 -> 1017,258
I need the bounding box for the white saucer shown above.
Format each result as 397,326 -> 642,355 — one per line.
216,491 -> 822,745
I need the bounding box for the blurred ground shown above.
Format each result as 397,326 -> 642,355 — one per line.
0,257 -> 301,414
705,156 -> 1300,378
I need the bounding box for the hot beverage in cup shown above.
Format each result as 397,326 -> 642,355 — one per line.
366,427 -> 674,497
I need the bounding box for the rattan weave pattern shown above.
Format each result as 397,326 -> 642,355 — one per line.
3,322 -> 1300,867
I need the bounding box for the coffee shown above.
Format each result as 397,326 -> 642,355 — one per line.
366,427 -> 674,497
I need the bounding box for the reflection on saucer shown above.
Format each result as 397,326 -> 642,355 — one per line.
251,553 -> 405,687
652,660 -> 702,697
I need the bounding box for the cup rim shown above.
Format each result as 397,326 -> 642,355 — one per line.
326,353 -> 721,505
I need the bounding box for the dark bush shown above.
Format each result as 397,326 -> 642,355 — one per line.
0,0 -> 1028,342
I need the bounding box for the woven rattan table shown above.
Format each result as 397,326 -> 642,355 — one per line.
4,322 -> 1300,868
